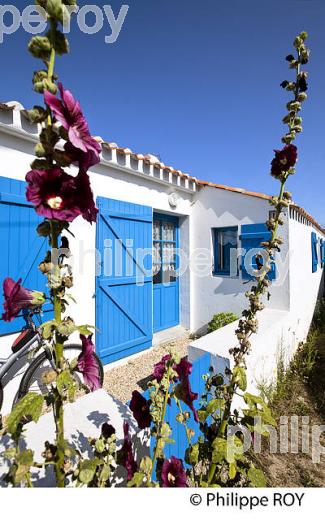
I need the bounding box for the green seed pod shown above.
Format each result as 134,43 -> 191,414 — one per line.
46,0 -> 64,22
28,36 -> 51,60
22,105 -> 48,123
42,78 -> 58,94
286,100 -> 301,112
297,92 -> 308,102
33,70 -> 48,84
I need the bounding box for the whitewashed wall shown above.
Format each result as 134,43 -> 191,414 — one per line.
190,186 -> 291,332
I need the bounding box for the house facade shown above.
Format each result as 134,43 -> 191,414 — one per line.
0,102 -> 324,411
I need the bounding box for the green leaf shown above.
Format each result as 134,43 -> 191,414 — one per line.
198,409 -> 208,423
77,325 -> 95,336
40,320 -> 57,339
248,467 -> 266,487
139,456 -> 153,476
56,370 -> 76,399
14,450 -> 34,484
79,459 -> 100,484
206,398 -> 225,416
212,437 -> 227,464
127,471 -> 146,487
95,439 -> 106,454
185,443 -> 199,465
7,393 -> 44,434
233,367 -> 247,391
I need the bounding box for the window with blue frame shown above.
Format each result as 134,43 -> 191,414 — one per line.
153,216 -> 178,284
213,227 -> 238,276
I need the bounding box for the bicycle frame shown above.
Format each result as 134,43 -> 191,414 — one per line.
0,330 -> 43,382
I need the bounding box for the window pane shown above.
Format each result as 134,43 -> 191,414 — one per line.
162,222 -> 175,241
216,228 -> 237,274
153,241 -> 161,264
162,242 -> 175,264
153,221 -> 160,240
162,263 -> 177,283
153,263 -> 162,284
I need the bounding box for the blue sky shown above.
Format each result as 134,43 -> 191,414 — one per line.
1,0 -> 325,224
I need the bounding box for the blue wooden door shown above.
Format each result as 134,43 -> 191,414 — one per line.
0,176 -> 53,335
153,214 -> 180,332
96,197 -> 153,364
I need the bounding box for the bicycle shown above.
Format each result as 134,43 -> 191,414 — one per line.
0,308 -> 104,413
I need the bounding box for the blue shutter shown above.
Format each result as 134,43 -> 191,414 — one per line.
311,232 -> 318,273
96,197 -> 153,365
321,239 -> 325,268
0,176 -> 53,335
240,223 -> 276,281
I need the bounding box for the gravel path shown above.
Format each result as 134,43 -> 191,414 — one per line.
103,334 -> 191,403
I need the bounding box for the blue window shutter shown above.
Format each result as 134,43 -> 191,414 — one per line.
240,223 -> 276,281
0,177 -> 53,335
321,239 -> 325,268
311,232 -> 318,273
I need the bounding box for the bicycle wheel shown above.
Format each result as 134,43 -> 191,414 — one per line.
15,344 -> 104,407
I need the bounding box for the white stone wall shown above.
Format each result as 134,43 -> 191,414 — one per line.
190,186 -> 291,332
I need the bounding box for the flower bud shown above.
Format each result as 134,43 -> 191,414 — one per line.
285,54 -> 295,62
41,369 -> 57,385
286,100 -> 301,112
28,36 -> 51,60
37,220 -> 51,237
299,31 -> 308,41
42,78 -> 58,94
297,92 -> 307,102
176,413 -> 184,423
22,106 -> 48,123
31,290 -> 46,306
46,0 -> 64,22
35,142 -> 46,157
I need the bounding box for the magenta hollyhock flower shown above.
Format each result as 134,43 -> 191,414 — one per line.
64,141 -> 100,173
271,144 -> 298,177
121,421 -> 138,481
161,456 -> 187,487
74,171 -> 98,223
26,167 -> 98,224
130,390 -> 151,430
77,335 -> 101,392
174,357 -> 193,380
26,167 -> 81,222
2,278 -> 45,322
44,83 -> 101,161
177,376 -> 199,423
152,354 -> 172,382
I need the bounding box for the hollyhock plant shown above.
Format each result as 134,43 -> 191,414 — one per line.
175,376 -> 199,423
161,456 -> 187,488
101,423 -> 116,439
64,141 -> 100,173
152,354 -> 171,382
130,391 -> 151,430
77,335 -> 101,392
270,144 -> 298,177
175,357 -> 193,380
26,167 -> 98,223
2,277 -> 45,322
120,422 -> 138,481
44,83 -> 101,161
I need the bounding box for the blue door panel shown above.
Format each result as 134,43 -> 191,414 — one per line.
0,177 -> 53,336
153,214 -> 180,332
96,197 -> 153,365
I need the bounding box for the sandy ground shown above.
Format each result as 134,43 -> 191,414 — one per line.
102,333 -> 190,403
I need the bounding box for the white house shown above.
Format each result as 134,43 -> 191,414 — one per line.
0,102 -> 324,413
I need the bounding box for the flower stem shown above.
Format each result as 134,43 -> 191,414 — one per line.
148,372 -> 171,486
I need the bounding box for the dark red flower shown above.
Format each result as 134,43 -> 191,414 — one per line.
2,278 -> 45,322
161,456 -> 187,487
130,391 -> 151,430
77,335 -> 101,392
175,357 -> 193,380
176,376 -> 199,423
25,167 -> 98,223
101,423 -> 116,439
44,84 -> 101,162
152,354 -> 171,382
74,170 -> 98,223
271,144 -> 298,177
120,422 -> 138,481
64,141 -> 100,173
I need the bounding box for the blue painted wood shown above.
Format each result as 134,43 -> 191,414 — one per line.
321,239 -> 325,268
153,214 -> 180,332
96,197 -> 153,364
143,352 -> 230,465
240,223 -> 276,281
0,177 -> 53,336
311,232 -> 318,273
